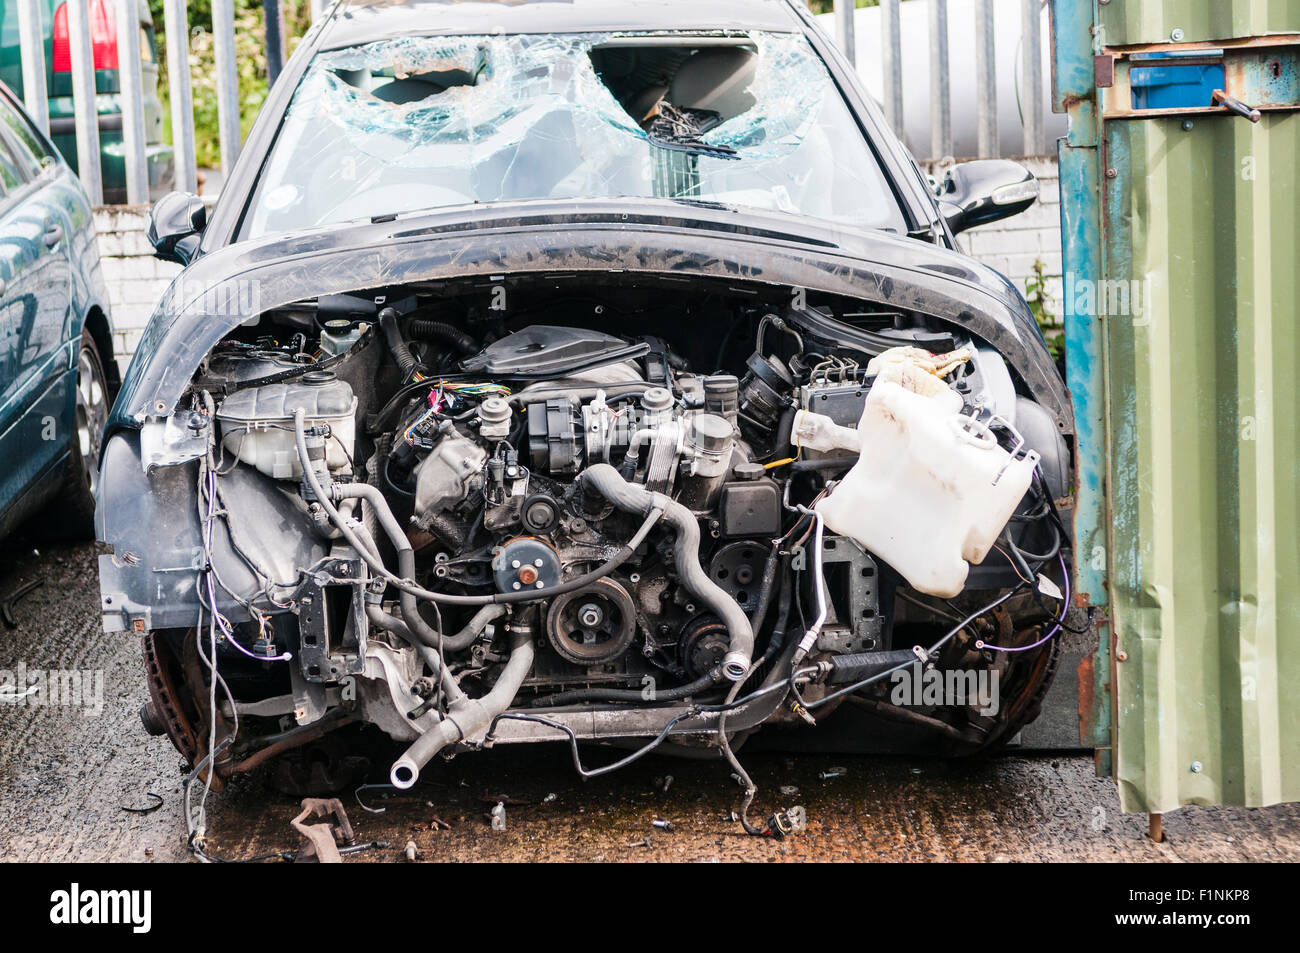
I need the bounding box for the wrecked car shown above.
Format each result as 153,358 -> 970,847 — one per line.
96,0 -> 1074,835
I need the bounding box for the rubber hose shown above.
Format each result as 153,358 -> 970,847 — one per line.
531,668 -> 724,707
390,624 -> 534,788
365,605 -> 466,705
408,319 -> 477,355
296,415 -> 663,609
379,307 -> 418,380
577,464 -> 753,681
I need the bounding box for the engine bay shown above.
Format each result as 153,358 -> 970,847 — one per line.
106,276 -> 1074,834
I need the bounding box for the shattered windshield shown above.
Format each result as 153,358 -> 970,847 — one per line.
242,31 -> 906,239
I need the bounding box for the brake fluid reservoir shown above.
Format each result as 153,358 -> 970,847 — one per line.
215,371 -> 357,480
814,380 -> 1039,598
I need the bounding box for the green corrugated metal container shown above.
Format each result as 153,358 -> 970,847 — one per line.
1099,0 -> 1300,47
1052,0 -> 1300,814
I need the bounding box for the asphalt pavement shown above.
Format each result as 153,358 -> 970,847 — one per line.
1,536 -> 1296,863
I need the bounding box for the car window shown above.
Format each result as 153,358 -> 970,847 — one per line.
243,31 -> 908,240
0,95 -> 51,178
141,26 -> 158,65
0,139 -> 25,194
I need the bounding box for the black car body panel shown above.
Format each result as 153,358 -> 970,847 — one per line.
109,200 -> 1071,437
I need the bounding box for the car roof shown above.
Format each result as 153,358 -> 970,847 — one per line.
319,0 -> 805,49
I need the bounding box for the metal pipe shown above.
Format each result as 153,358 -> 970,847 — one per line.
225,711 -> 359,776
390,624 -> 534,788
211,0 -> 241,174
833,0 -> 855,66
928,0 -> 951,159
975,0 -> 997,157
790,507 -> 827,667
66,0 -> 102,204
1020,0 -> 1043,155
115,0 -> 149,204
880,0 -> 903,134
262,0 -> 284,85
163,0 -> 196,192
15,0 -> 48,134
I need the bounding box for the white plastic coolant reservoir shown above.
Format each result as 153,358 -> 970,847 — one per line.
814,380 -> 1039,598
216,373 -> 357,481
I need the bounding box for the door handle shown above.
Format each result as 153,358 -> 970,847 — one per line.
43,223 -> 63,247
1211,89 -> 1262,123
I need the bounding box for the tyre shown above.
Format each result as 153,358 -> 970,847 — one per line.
48,328 -> 110,540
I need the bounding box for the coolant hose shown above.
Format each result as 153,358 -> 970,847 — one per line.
390,624 -> 534,789
577,464 -> 754,681
437,605 -> 508,652
329,482 -> 446,652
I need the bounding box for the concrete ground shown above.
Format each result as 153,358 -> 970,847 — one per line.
1,536 -> 1297,863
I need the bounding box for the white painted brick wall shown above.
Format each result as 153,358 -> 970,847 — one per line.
92,157 -> 1064,365
93,207 -> 181,367
924,156 -> 1065,323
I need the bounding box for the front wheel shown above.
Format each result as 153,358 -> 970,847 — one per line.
49,328 -> 109,539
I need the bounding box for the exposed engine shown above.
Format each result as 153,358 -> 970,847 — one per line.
110,280 -> 1073,828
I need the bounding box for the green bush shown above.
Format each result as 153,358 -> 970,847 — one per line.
152,0 -> 312,169
807,1 -> 883,13
1024,257 -> 1064,364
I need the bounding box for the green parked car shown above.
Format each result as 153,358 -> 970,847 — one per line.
0,0 -> 173,203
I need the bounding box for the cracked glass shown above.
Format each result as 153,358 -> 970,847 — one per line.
242,31 -> 906,239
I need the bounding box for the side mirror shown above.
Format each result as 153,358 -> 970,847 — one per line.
936,160 -> 1038,235
147,192 -> 207,265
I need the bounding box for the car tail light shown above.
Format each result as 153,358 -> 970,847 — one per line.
52,0 -> 119,73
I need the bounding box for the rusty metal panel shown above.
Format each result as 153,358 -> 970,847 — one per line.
1052,0 -> 1300,813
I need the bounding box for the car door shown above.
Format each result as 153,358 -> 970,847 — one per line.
0,97 -> 73,521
